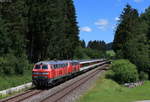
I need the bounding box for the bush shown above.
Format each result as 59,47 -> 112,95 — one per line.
14,54 -> 29,75
0,54 -> 17,75
106,50 -> 116,59
0,53 -> 29,75
111,59 -> 139,84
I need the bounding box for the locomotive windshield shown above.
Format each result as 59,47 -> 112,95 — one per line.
35,65 -> 41,69
42,65 -> 48,69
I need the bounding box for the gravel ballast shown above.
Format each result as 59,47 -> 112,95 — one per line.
23,65 -> 108,102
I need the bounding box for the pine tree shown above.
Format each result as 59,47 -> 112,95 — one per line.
125,20 -> 150,72
25,0 -> 79,62
113,4 -> 150,75
87,40 -> 106,53
141,7 -> 150,59
0,0 -> 28,75
63,0 -> 79,59
0,0 -> 26,56
81,40 -> 86,48
113,4 -> 139,58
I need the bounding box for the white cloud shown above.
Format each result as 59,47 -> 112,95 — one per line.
95,19 -> 108,26
115,17 -> 120,21
79,26 -> 92,32
95,19 -> 109,31
134,0 -> 143,3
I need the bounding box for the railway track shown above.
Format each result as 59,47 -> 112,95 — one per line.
41,64 -> 109,102
0,89 -> 44,102
0,61 -> 109,102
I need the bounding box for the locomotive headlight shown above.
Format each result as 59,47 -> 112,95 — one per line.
33,76 -> 38,78
42,76 -> 48,78
32,72 -> 39,75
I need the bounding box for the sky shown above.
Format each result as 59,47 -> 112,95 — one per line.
74,0 -> 150,44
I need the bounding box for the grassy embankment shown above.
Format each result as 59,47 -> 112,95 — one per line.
0,70 -> 32,91
78,71 -> 150,102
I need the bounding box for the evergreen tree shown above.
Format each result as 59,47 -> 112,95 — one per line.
87,40 -> 106,53
113,4 -> 139,58
113,4 -> 150,75
0,0 -> 26,56
25,0 -> 79,62
124,20 -> 150,73
0,0 -> 28,75
141,7 -> 150,59
80,40 -> 86,48
106,42 -> 113,50
63,0 -> 79,59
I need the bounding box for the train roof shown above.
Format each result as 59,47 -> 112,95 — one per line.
35,59 -> 105,65
79,59 -> 104,64
35,60 -> 79,65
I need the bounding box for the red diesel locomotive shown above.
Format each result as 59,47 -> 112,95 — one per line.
32,59 -> 105,87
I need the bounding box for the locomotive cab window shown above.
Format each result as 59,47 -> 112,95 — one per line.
35,65 -> 41,69
42,65 -> 48,69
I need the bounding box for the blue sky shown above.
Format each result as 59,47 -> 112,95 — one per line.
74,0 -> 150,44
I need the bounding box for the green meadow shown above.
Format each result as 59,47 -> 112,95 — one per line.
0,70 -> 32,91
78,72 -> 150,102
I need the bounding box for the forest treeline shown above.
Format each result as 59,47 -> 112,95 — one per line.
113,4 -> 150,79
74,40 -> 107,59
0,0 -> 107,75
0,0 -> 79,75
0,0 -> 79,63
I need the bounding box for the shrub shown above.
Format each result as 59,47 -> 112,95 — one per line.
106,50 -> 116,59
111,59 -> 139,84
0,54 -> 17,75
15,55 -> 29,75
0,53 -> 29,75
